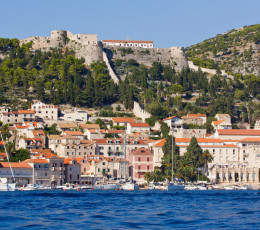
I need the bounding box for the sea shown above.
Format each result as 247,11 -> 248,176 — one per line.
0,190 -> 260,229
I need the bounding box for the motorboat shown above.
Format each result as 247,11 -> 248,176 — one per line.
103,182 -> 120,190
80,185 -> 94,190
163,182 -> 185,191
121,182 -> 139,190
21,184 -> 39,191
0,178 -> 16,191
185,184 -> 199,190
196,184 -> 208,190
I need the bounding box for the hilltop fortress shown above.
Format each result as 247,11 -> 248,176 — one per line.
20,30 -> 188,70
20,30 -> 103,65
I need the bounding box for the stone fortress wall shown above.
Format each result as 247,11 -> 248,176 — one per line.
20,30 -> 103,65
104,45 -> 189,71
20,30 -> 188,70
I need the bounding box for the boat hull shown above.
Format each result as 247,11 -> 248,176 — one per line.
0,183 -> 16,191
121,183 -> 139,190
164,184 -> 185,191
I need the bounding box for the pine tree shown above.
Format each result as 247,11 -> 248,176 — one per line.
185,136 -> 203,168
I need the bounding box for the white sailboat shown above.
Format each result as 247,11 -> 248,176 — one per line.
120,125 -> 139,191
0,130 -> 16,191
163,134 -> 185,191
0,178 -> 16,191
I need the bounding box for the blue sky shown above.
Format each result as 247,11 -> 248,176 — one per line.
1,0 -> 260,48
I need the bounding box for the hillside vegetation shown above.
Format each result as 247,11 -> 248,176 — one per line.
0,31 -> 259,129
185,24 -> 260,76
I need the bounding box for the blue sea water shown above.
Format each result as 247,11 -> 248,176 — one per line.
0,190 -> 260,229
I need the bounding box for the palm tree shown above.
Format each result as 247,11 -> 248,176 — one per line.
201,149 -> 213,176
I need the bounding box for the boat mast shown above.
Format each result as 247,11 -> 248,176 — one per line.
124,122 -> 127,181
0,129 -> 15,182
113,133 -> 115,182
171,130 -> 173,182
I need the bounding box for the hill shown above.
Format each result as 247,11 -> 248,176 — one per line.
185,24 -> 260,76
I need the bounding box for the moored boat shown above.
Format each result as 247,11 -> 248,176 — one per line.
121,182 -> 139,190
0,178 -> 16,191
163,182 -> 185,191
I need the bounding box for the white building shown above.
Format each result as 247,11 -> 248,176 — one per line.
126,123 -> 150,135
162,116 -> 183,131
61,110 -> 88,122
102,40 -> 154,48
31,102 -> 58,121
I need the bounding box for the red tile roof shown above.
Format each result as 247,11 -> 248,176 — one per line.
187,113 -> 207,117
33,149 -> 62,159
23,159 -> 49,163
0,162 -> 32,168
32,130 -> 45,136
240,138 -> 260,143
18,110 -> 35,114
16,125 -> 29,129
162,116 -> 177,121
107,130 -> 125,134
130,123 -> 150,127
64,131 -> 83,135
212,120 -> 225,125
217,129 -> 260,136
102,40 -> 153,44
112,117 -> 136,123
132,148 -> 153,155
0,141 -> 6,145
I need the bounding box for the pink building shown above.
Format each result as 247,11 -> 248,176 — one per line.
127,148 -> 154,184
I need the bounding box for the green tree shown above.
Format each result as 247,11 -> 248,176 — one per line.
201,149 -> 213,175
160,122 -> 170,138
184,136 -> 203,168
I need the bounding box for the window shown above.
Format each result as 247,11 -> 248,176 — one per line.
78,152 -> 81,155
138,165 -> 141,170
84,168 -> 86,172
45,173 -> 48,177
138,157 -> 141,162
147,165 -> 150,170
103,162 -> 105,165
67,146 -> 69,149
98,168 -> 100,172
233,149 -> 235,155
147,157 -> 150,162
213,149 -> 215,154
67,152 -> 69,155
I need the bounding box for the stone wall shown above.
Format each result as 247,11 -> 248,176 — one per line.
104,46 -> 188,72
102,51 -> 120,84
188,61 -> 234,79
133,102 -> 161,130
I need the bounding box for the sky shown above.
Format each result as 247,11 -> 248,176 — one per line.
1,0 -> 260,48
